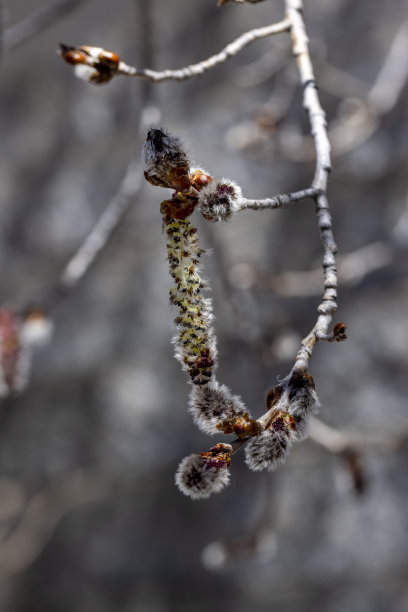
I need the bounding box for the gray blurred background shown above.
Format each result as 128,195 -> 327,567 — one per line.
0,0 -> 408,610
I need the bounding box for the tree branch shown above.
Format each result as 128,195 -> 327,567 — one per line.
238,187 -> 320,211
61,19 -> 291,83
285,0 -> 337,373
0,469 -> 113,579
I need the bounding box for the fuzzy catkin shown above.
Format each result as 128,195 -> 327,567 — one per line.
288,373 -> 320,440
189,380 -> 247,434
245,412 -> 296,472
165,216 -> 217,386
175,453 -> 230,500
198,179 -> 242,222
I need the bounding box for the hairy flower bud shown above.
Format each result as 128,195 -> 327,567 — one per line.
144,128 -> 191,192
245,411 -> 296,472
198,179 -> 242,222
189,381 -> 260,436
287,372 -> 320,440
175,445 -> 231,499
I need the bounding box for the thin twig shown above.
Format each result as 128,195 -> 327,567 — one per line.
115,20 -> 291,81
285,0 -> 337,373
0,469 -> 113,579
239,187 -> 319,211
3,0 -> 85,53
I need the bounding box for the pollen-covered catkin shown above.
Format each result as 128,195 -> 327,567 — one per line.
175,450 -> 231,500
166,216 -> 217,385
198,179 -> 242,222
245,411 -> 296,472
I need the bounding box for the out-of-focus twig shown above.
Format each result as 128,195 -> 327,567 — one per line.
0,469 -> 114,579
280,19 -> 408,161
261,241 -> 395,297
3,0 -> 85,53
367,20 -> 408,114
45,155 -> 143,308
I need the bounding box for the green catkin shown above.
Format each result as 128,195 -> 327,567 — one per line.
164,215 -> 217,386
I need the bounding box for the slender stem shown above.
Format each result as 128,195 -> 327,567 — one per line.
117,19 -> 291,81
239,187 -> 320,211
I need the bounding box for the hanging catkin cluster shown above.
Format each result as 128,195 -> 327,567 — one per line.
245,371 -> 320,472
144,128 -> 321,500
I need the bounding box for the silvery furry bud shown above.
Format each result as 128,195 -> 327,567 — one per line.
245,411 -> 296,472
189,380 -> 260,435
288,372 -> 320,440
198,179 -> 242,222
144,128 -> 191,192
175,447 -> 231,500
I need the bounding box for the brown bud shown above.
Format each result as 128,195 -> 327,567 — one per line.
190,169 -> 212,191
59,44 -> 87,65
266,384 -> 284,410
98,50 -> 120,70
160,196 -> 196,220
330,322 -> 348,342
218,414 -> 262,438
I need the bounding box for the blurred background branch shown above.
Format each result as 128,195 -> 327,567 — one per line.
2,0 -> 86,52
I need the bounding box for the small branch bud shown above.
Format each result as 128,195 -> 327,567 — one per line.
59,43 -> 120,84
